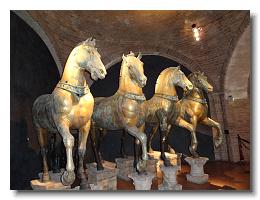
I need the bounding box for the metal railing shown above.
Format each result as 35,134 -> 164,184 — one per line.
237,134 -> 250,161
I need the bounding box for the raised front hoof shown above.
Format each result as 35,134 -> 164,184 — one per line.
214,137 -> 223,148
189,146 -> 199,158
163,159 -> 172,167
136,160 -> 147,173
61,171 -> 75,186
42,173 -> 50,183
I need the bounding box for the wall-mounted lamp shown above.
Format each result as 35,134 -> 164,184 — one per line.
192,24 -> 202,41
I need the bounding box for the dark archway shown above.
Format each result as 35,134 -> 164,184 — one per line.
90,55 -> 215,163
10,11 -> 60,189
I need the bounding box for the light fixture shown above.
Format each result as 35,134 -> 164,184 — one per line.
191,24 -> 202,41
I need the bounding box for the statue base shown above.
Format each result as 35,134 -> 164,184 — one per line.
185,157 -> 209,184
128,172 -> 154,190
148,151 -> 181,175
86,161 -> 118,190
115,157 -> 136,181
30,169 -> 79,190
158,164 -> 182,191
115,156 -> 158,180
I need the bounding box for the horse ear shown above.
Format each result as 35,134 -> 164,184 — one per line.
177,65 -> 180,70
137,52 -> 142,60
92,38 -> 96,46
122,54 -> 126,60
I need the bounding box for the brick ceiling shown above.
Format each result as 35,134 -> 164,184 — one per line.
27,10 -> 250,92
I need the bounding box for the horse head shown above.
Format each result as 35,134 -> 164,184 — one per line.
171,66 -> 193,91
75,37 -> 107,81
122,51 -> 147,88
190,71 -> 213,93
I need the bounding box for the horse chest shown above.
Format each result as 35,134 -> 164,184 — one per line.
121,98 -> 140,118
69,94 -> 94,126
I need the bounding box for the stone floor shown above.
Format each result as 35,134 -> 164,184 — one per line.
117,161 -> 250,191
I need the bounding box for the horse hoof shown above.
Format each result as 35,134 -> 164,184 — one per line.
61,171 -> 75,186
168,147 -> 175,154
42,173 -> 50,182
189,146 -> 199,158
121,154 -> 127,158
214,137 -> 223,148
148,148 -> 154,154
97,165 -> 104,171
137,160 -> 147,173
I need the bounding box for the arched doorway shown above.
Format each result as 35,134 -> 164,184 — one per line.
90,55 -> 215,163
10,11 -> 60,189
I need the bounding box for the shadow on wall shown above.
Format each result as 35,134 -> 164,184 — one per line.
10,11 -> 60,189
90,55 -> 215,162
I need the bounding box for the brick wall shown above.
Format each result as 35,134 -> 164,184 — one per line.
225,99 -> 250,162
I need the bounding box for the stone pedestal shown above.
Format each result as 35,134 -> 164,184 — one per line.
115,156 -> 158,180
115,157 -> 135,181
30,169 -> 79,190
148,151 -> 180,174
145,158 -> 158,179
185,157 -> 209,184
158,165 -> 182,190
128,172 -> 154,190
86,161 -> 118,190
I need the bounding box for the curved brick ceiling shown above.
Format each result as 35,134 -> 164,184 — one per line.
27,10 -> 250,92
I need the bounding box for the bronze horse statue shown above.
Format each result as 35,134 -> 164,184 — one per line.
90,52 -> 148,173
132,67 -> 193,166
148,71 -> 223,157
32,38 -> 107,186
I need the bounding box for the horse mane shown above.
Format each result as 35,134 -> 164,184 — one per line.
119,52 -> 139,77
188,71 -> 207,84
155,67 -> 178,92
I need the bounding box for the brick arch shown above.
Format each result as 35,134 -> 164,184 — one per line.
224,24 -> 250,100
13,10 -> 63,75
93,47 -> 215,88
221,14 -> 250,94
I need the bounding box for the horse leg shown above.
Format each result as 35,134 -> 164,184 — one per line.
125,125 -> 148,173
55,120 -> 75,186
156,110 -> 171,166
90,120 -> 104,170
175,116 -> 198,157
133,124 -> 144,169
189,115 -> 199,157
165,124 -> 175,154
37,127 -> 50,182
78,120 -> 91,188
148,125 -> 158,153
201,117 -> 223,148
52,134 -> 62,173
120,130 -> 127,158
133,138 -> 141,169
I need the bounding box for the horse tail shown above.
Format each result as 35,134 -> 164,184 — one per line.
32,94 -> 52,129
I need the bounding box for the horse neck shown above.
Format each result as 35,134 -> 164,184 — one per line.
185,84 -> 205,99
154,73 -> 177,96
60,56 -> 87,87
118,64 -> 143,95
